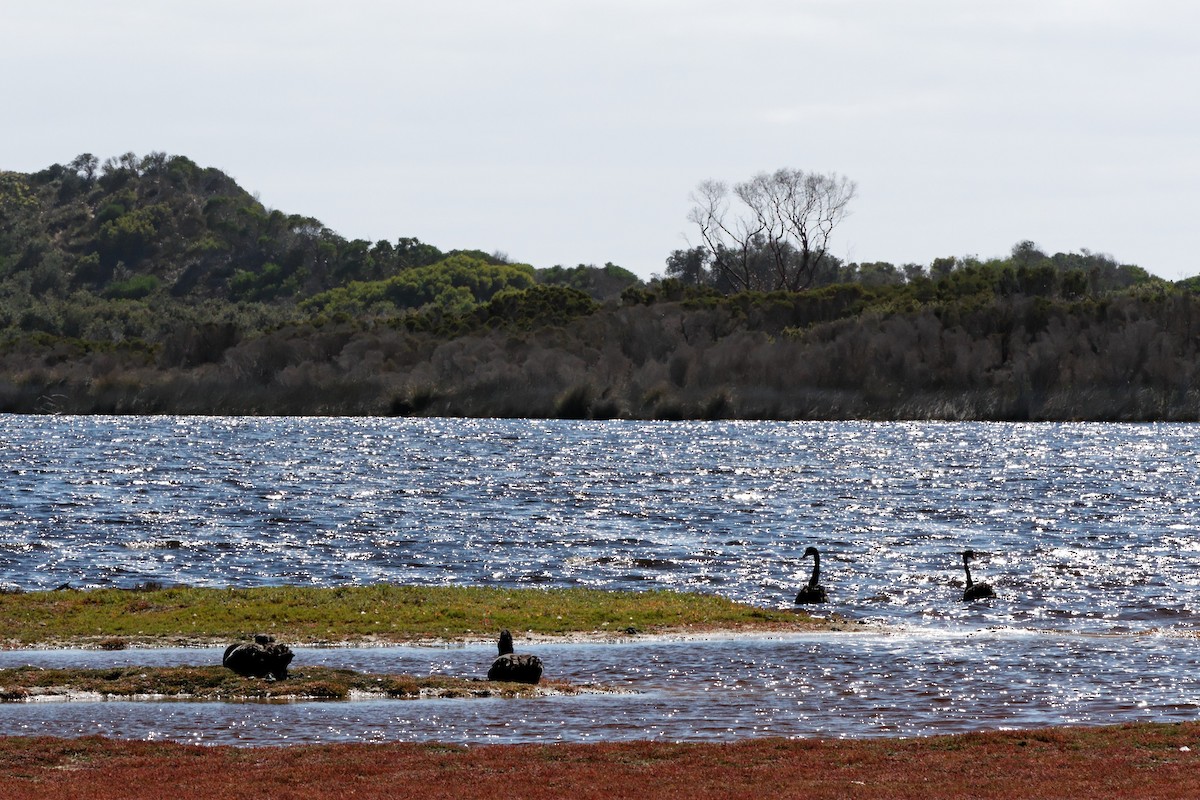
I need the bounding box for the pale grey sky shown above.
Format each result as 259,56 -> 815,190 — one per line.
4,1 -> 1198,280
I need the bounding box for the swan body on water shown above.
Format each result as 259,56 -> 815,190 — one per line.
795,546 -> 828,604
961,550 -> 996,601
487,629 -> 543,684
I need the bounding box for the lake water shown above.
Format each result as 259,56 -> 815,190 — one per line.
1,415 -> 1198,744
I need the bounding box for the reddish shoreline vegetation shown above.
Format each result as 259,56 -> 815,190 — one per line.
1,724 -> 1198,800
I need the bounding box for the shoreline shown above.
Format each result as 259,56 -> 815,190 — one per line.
7,681 -> 629,704
0,664 -> 629,704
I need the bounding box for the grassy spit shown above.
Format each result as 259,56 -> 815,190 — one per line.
0,584 -> 829,649
1,723 -> 1198,799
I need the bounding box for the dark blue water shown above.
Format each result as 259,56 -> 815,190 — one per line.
1,416 -> 1199,744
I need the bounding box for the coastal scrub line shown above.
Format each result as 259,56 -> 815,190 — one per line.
0,585 -> 817,648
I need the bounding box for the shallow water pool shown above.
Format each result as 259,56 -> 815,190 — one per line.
2,630 -> 1196,745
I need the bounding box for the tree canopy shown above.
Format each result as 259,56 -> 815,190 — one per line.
688,168 -> 856,292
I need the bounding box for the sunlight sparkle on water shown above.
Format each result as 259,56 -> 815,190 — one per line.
2,417 -> 1200,743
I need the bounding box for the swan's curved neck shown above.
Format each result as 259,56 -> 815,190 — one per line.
962,558 -> 974,588
808,552 -> 821,587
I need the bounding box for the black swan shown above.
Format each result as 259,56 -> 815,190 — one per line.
794,546 -> 828,604
222,633 -> 294,680
961,550 -> 995,601
487,629 -> 543,684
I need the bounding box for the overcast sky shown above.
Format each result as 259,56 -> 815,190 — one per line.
4,1 -> 1198,280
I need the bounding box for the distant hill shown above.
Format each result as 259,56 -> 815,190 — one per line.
0,151 -> 641,306
2,152 -> 1200,421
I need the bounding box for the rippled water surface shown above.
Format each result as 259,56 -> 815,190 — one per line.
2,416 -> 1199,744
2,633 -> 1198,746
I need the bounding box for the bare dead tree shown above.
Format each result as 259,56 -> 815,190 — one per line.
688,168 -> 856,292
687,179 -> 764,293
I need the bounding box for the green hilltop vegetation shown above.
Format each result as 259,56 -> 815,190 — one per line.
1,151 -> 1198,420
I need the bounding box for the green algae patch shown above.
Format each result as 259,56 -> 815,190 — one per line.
0,585 -> 820,649
0,665 -> 592,702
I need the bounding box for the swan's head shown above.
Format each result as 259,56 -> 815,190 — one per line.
963,549 -> 977,562
803,546 -> 819,559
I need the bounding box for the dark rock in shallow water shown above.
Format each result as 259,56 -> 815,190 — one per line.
487,629 -> 543,684
222,634 -> 294,680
